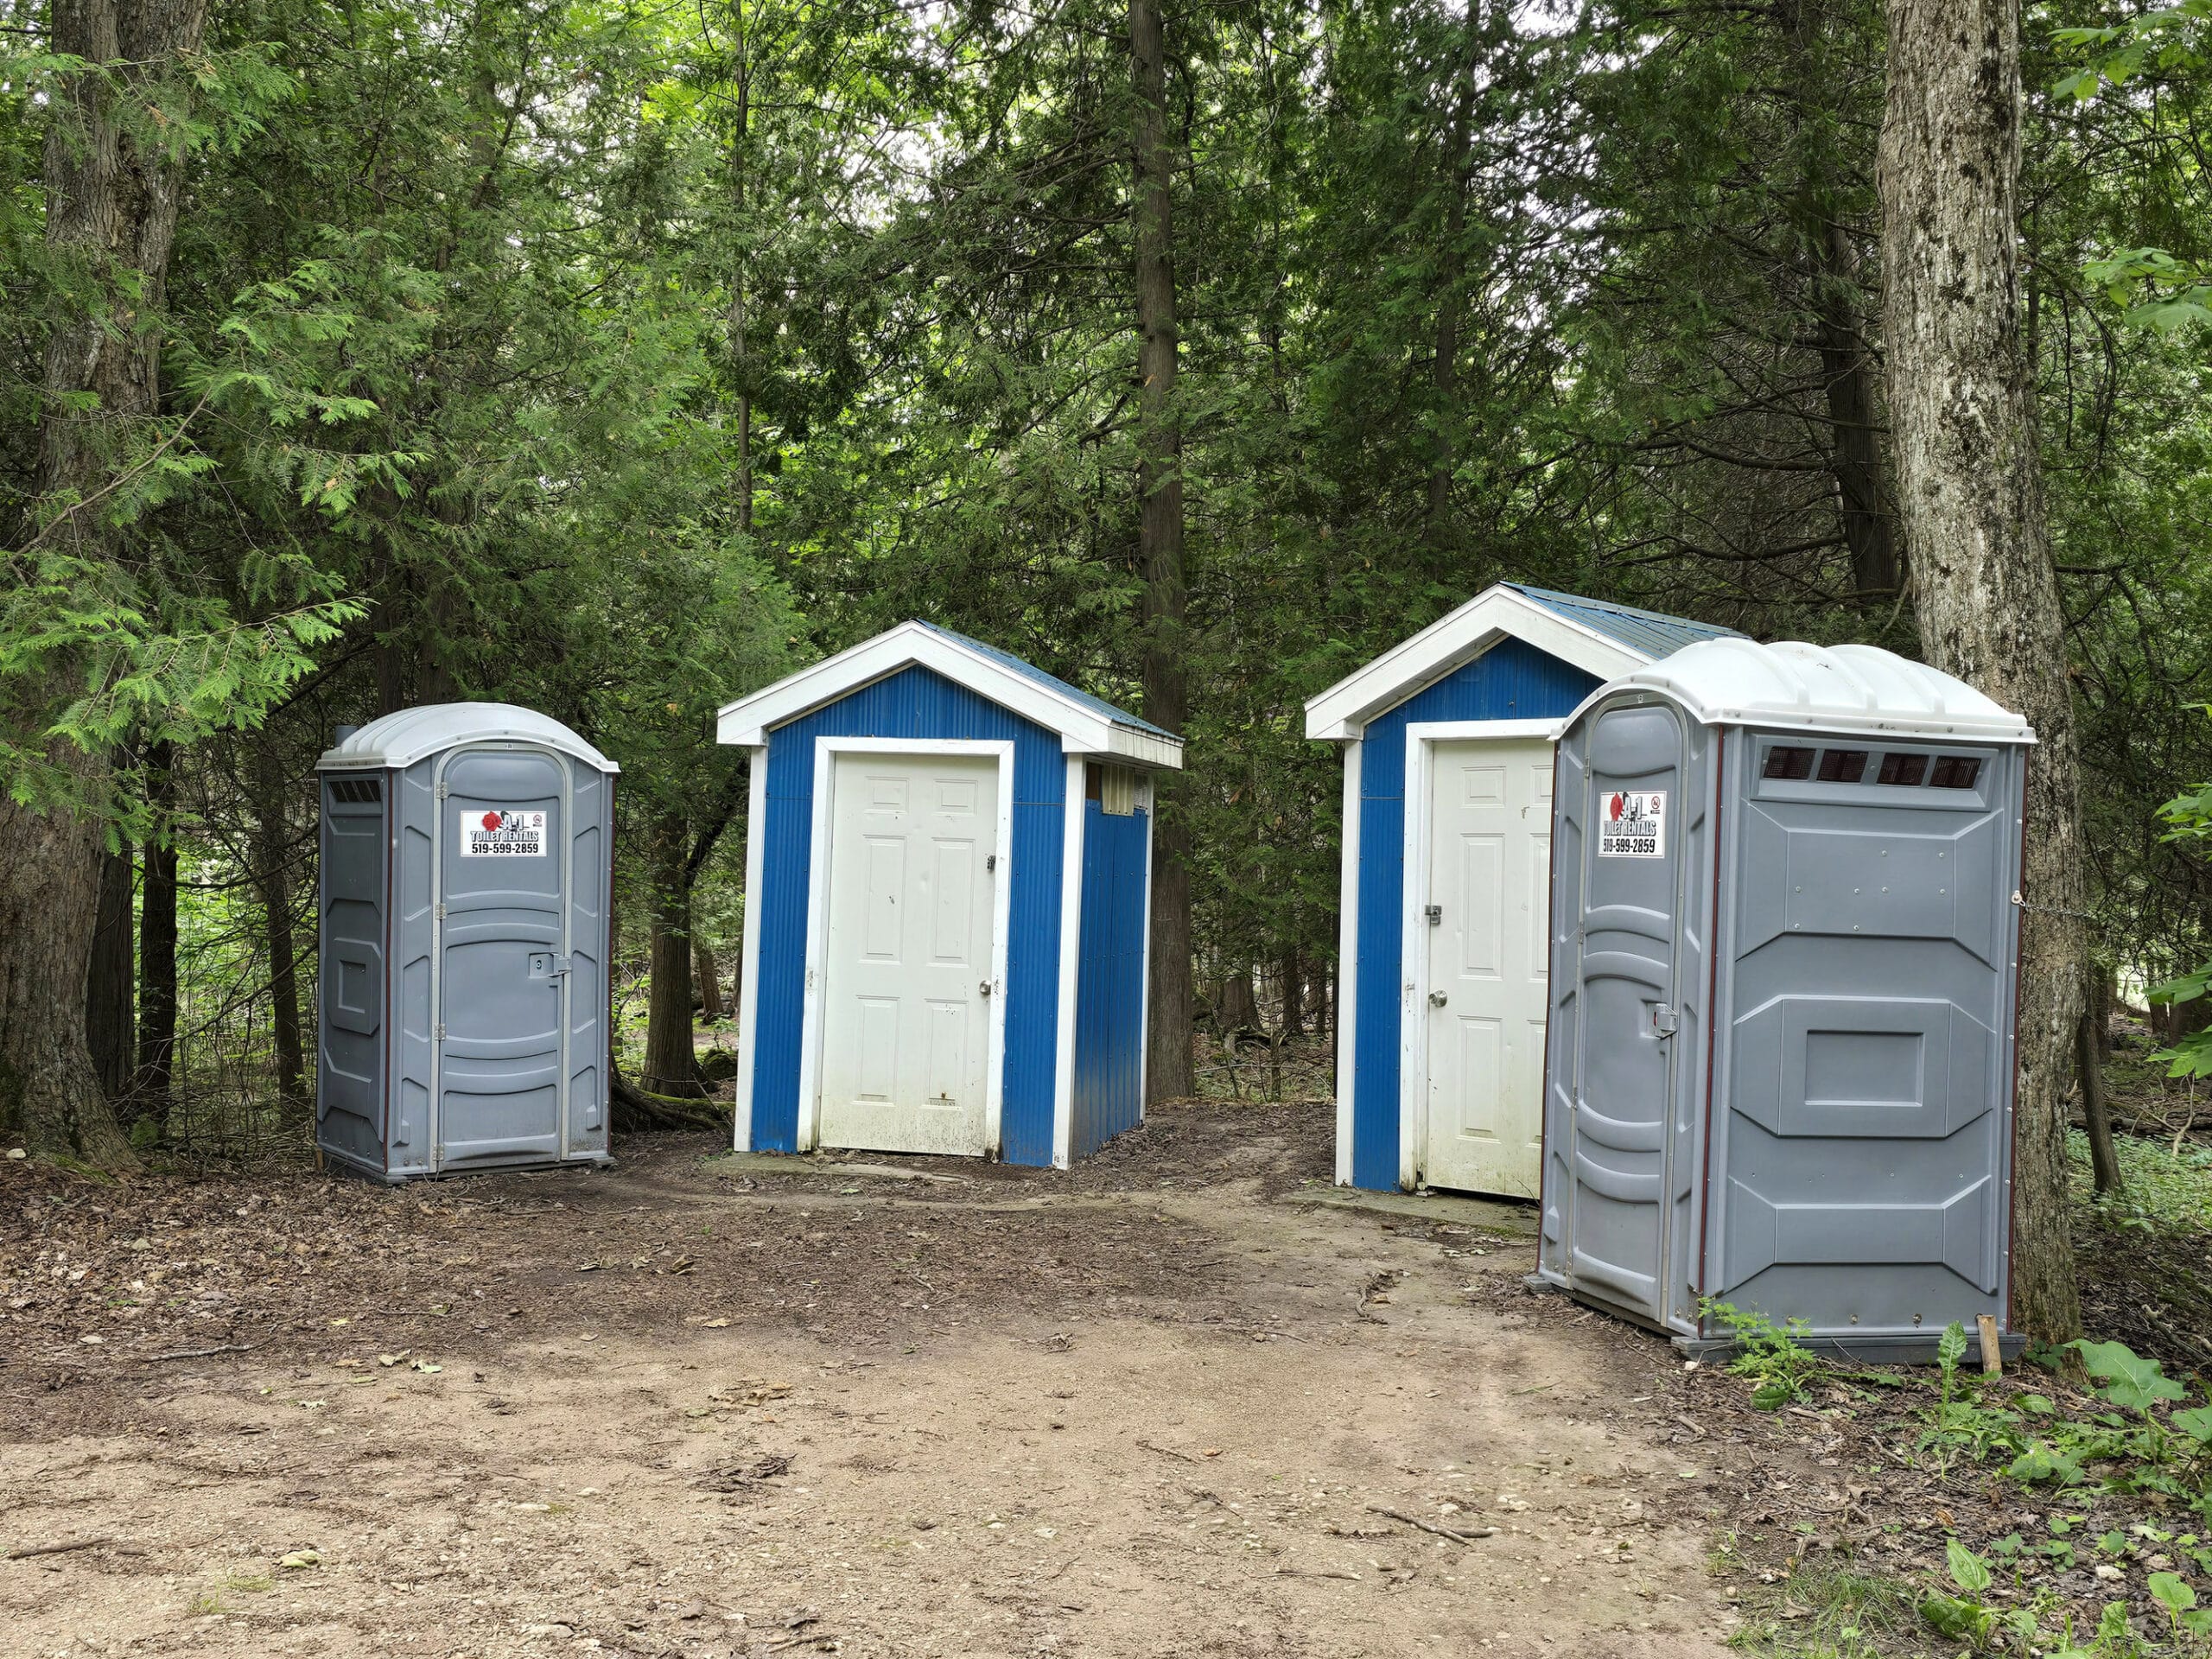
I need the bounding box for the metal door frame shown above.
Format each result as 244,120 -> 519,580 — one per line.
1399,717 -> 1561,1192
796,736 -> 1015,1157
427,741 -> 575,1173
1558,695 -> 1693,1322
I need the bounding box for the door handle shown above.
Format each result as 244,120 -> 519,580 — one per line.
1428,990 -> 1448,1007
979,981 -> 993,997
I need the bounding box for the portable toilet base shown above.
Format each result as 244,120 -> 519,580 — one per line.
1537,640 -> 2035,1360
317,704 -> 619,1182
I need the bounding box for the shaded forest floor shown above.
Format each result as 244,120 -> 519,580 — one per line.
3,1097 -> 1732,1659
4,1081 -> 2208,1657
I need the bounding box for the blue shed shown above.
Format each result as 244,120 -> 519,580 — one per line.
716,621 -> 1183,1168
1304,583 -> 1738,1198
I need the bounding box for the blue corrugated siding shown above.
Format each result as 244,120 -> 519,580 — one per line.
749,663 -> 1067,1166
1351,637 -> 1601,1191
1072,800 -> 1148,1158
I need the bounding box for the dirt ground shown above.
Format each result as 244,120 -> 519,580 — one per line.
0,1099 -> 1747,1659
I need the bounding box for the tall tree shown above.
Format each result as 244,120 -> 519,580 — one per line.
1130,0 -> 1193,1103
1879,0 -> 2082,1341
0,0 -> 212,1169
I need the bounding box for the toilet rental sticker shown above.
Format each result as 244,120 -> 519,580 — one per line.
1598,790 -> 1666,858
461,808 -> 548,857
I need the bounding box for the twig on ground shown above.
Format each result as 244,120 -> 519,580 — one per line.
1364,1504 -> 1497,1544
7,1536 -> 110,1560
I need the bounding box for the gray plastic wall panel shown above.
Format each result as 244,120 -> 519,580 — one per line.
317,778 -> 390,1172
1701,734 -> 2022,1340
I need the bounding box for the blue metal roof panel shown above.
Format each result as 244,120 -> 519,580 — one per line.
1503,583 -> 1742,662
917,622 -> 1175,740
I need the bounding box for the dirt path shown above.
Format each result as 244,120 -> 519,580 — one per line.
2,1103 -> 1732,1657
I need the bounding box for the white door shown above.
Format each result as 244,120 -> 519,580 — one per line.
817,751 -> 999,1155
1421,736 -> 1553,1197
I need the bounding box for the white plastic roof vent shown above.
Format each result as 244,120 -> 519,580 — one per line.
318,702 -> 620,772
1591,639 -> 2035,744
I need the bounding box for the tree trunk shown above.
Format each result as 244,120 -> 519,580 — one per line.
641,813 -> 703,1098
86,847 -> 136,1102
696,939 -> 724,1020
252,754 -> 308,1122
137,741 -> 179,1122
1278,945 -> 1303,1040
1218,971 -> 1260,1038
1783,0 -> 1899,601
2078,971 -> 2121,1197
1,0 -> 209,1169
1811,219 -> 1899,601
1879,0 -> 2082,1342
1130,0 -> 1193,1105
1426,35 -> 1478,551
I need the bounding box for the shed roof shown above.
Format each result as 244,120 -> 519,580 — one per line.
1587,638 -> 2036,743
1304,582 -> 1739,741
715,620 -> 1184,768
1503,583 -> 1743,662
318,702 -> 620,772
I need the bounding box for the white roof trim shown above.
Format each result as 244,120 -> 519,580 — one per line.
715,620 -> 1185,768
1303,585 -> 1655,741
1572,638 -> 2037,744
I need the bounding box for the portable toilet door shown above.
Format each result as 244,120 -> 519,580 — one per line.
318,703 -> 619,1181
1546,697 -> 1714,1327
1303,582 -> 1740,1198
435,742 -> 582,1166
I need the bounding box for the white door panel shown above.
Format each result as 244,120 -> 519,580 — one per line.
818,752 -> 998,1155
1422,736 -> 1552,1197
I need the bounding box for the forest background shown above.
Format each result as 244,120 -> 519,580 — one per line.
3,0 -> 2209,1296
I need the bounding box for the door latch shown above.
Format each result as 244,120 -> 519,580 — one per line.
1424,904 -> 1443,925
1649,1002 -> 1680,1038
987,855 -> 998,872
1428,990 -> 1448,1007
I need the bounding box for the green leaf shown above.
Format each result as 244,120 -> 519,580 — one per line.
2171,1406 -> 2212,1446
1948,1537 -> 1993,1594
2151,1571 -> 2197,1615
2068,1339 -> 2189,1412
1920,1592 -> 1994,1644
1937,1321 -> 1969,1373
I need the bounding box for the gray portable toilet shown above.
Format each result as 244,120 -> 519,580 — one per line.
316,704 -> 619,1181
1537,639 -> 2034,1358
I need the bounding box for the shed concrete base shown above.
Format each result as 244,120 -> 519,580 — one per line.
705,1150 -> 977,1185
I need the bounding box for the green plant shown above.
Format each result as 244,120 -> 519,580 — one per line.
2150,1571 -> 2212,1638
1919,1539 -> 1997,1648
1703,1299 -> 1827,1409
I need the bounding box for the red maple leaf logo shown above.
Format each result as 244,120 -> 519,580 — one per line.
480,810 -> 503,832
1608,792 -> 1626,822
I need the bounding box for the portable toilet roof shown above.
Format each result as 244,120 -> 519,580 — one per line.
1538,640 -> 2034,1358
1303,582 -> 1740,1198
321,702 -> 620,772
717,622 -> 1181,1175
315,702 -> 617,1182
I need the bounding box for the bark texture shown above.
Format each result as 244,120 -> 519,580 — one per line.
136,741 -> 179,1117
1130,0 -> 1193,1103
252,755 -> 307,1122
1878,0 -> 2082,1340
696,940 -> 724,1020
641,814 -> 703,1098
0,0 -> 209,1167
86,847 -> 136,1101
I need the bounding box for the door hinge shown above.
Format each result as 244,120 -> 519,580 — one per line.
434,901 -> 447,921
1424,904 -> 1443,925
987,854 -> 998,872
436,782 -> 448,800
435,1022 -> 446,1042
1649,1002 -> 1680,1038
